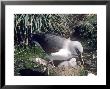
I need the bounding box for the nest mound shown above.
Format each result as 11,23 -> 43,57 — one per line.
48,65 -> 84,76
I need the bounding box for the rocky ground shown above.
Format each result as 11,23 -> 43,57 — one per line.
14,46 -> 97,76
83,50 -> 97,75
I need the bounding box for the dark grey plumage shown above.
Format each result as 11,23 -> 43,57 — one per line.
32,33 -> 65,53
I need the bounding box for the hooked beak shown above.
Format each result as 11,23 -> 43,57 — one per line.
79,53 -> 84,65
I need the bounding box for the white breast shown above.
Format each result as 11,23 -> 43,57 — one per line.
51,48 -> 71,57
50,39 -> 72,61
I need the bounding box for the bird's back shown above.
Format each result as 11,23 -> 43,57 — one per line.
32,33 -> 65,53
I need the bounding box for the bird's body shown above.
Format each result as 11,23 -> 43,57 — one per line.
32,33 -> 83,66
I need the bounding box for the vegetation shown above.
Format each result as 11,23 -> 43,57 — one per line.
14,14 -> 97,76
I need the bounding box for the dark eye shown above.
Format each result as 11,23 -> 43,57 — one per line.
75,48 -> 80,55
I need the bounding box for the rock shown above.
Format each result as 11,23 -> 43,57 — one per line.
34,58 -> 48,66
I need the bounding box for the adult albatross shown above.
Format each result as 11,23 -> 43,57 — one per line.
31,33 -> 83,66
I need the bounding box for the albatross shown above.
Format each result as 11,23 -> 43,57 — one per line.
31,33 -> 84,66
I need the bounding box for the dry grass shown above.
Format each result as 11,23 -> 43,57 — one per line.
48,64 -> 85,76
